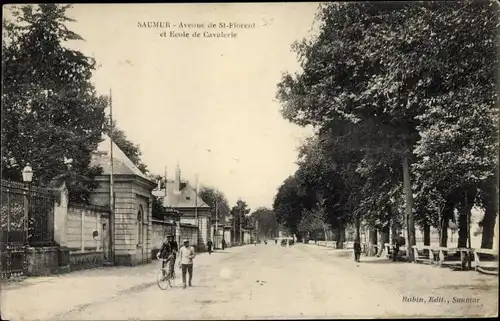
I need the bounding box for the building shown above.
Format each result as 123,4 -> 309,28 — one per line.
90,134 -> 157,266
160,165 -> 212,252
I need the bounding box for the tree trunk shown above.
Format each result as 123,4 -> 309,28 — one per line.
423,221 -> 430,246
368,229 -> 377,256
335,227 -> 343,249
403,154 -> 416,261
355,215 -> 361,243
391,216 -> 397,244
458,208 -> 468,248
340,224 -> 346,248
379,205 -> 392,256
458,189 -> 476,248
440,205 -> 451,247
481,195 -> 498,249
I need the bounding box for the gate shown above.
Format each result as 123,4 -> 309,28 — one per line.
1,180 -> 55,279
1,180 -> 28,278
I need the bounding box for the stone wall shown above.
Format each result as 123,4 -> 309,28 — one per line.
25,246 -> 59,276
67,204 -> 109,252
223,229 -> 232,247
150,221 -> 198,258
52,183 -> 109,273
69,251 -> 105,271
151,220 -> 176,259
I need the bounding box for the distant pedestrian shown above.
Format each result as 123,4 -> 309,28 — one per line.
178,239 -> 196,289
275,239 -> 277,245
393,234 -> 403,262
221,238 -> 226,250
353,239 -> 361,262
207,239 -> 213,255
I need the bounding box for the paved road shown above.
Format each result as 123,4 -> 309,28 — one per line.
2,244 -> 497,319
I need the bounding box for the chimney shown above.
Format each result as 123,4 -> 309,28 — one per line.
175,164 -> 181,193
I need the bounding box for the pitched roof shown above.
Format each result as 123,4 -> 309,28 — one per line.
162,179 -> 210,209
91,134 -> 154,183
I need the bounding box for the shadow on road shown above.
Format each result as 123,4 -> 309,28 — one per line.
358,259 -> 404,264
441,283 -> 497,291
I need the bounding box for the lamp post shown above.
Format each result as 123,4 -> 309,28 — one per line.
238,198 -> 243,245
228,216 -> 234,246
168,209 -> 181,247
22,164 -> 34,245
214,191 -> 219,249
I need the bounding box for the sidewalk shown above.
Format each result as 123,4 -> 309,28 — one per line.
299,244 -> 498,317
1,247 -> 243,321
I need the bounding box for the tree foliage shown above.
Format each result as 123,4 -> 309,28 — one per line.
250,207 -> 278,238
275,1 -> 499,250
199,186 -> 231,224
2,4 -> 107,203
103,119 -> 149,175
273,176 -> 304,236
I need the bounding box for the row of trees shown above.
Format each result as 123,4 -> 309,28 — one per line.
273,1 -> 499,258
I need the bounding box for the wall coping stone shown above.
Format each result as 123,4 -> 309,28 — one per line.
70,251 -> 104,256
25,246 -> 59,253
68,202 -> 110,213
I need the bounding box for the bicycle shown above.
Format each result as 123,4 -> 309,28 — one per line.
157,255 -> 176,290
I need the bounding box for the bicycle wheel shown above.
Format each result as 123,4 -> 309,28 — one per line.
157,269 -> 170,290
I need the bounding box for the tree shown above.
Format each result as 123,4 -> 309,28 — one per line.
273,176 -> 304,237
230,199 -> 251,243
103,119 -> 149,175
276,2 -> 424,258
298,208 -> 329,241
250,207 -> 279,239
276,1 -> 499,258
199,186 -> 231,224
411,0 -> 499,248
2,4 -> 107,203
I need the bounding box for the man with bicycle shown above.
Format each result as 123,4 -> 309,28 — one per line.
157,234 -> 178,279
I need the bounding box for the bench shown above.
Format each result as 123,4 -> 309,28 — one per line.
412,245 -> 435,264
473,248 -> 499,275
437,247 -> 473,270
384,243 -> 407,260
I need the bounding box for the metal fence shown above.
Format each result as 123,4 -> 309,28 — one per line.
1,180 -> 55,278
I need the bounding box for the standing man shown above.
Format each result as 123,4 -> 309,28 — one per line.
178,239 -> 196,289
221,238 -> 226,250
207,239 -> 213,255
393,233 -> 400,262
353,239 -> 361,262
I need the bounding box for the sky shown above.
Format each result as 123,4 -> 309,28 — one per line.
63,3 -> 318,210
